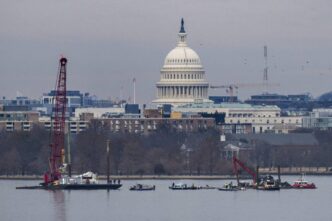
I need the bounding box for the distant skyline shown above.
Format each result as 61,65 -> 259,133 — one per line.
1,0 -> 332,104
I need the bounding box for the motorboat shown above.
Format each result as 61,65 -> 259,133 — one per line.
218,182 -> 239,191
292,174 -> 316,189
129,184 -> 156,191
169,183 -> 199,190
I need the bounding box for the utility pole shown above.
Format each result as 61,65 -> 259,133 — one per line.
263,45 -> 268,94
106,140 -> 110,183
133,77 -> 136,104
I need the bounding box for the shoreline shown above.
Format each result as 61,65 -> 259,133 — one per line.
1,172 -> 332,181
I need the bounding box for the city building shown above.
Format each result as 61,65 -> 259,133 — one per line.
41,90 -> 83,116
153,19 -> 211,106
174,102 -> 302,133
0,111 -> 39,132
209,96 -> 238,104
38,116 -> 89,134
74,107 -> 125,119
303,108 -> 332,130
94,117 -> 215,134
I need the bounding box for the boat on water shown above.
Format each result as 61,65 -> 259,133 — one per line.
256,175 -> 280,191
16,171 -> 122,190
169,183 -> 199,190
129,184 -> 155,191
199,185 -> 216,190
292,174 -> 316,189
218,182 -> 240,191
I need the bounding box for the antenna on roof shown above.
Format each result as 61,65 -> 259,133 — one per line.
263,45 -> 269,94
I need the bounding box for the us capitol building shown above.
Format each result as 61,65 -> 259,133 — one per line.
153,19 -> 212,106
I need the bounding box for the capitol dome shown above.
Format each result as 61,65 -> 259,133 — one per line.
163,46 -> 202,67
153,19 -> 211,106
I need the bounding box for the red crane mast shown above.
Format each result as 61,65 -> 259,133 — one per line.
44,57 -> 67,184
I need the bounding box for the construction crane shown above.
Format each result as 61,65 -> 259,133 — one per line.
210,83 -> 280,102
44,57 -> 68,185
232,156 -> 257,186
210,84 -> 239,100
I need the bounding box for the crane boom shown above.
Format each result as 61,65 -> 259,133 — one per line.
45,57 -> 67,184
233,156 -> 256,184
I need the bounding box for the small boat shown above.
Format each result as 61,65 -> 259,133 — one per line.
218,182 -> 239,191
169,183 -> 199,190
257,175 -> 280,191
292,174 -> 316,189
129,184 -> 155,191
199,185 -> 216,190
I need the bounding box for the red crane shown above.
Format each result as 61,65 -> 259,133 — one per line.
232,156 -> 257,185
44,57 -> 67,184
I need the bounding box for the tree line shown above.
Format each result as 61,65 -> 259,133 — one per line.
0,124 -> 331,176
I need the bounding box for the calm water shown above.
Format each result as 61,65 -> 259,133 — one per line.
1,176 -> 331,221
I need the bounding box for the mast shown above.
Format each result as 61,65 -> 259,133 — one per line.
67,122 -> 72,177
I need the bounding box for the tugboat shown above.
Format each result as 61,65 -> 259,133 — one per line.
169,183 -> 199,190
257,175 -> 280,191
292,174 -> 316,189
129,184 -> 156,191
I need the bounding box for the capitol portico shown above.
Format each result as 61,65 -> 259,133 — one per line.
153,19 -> 211,106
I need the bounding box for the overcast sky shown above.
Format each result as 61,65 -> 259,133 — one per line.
1,0 -> 332,104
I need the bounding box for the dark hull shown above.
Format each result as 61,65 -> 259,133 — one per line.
169,187 -> 199,190
256,186 -> 280,191
129,188 -> 155,191
200,187 -> 216,190
218,188 -> 238,191
16,183 -> 122,190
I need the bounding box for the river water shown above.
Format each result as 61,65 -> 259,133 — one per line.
1,176 -> 331,221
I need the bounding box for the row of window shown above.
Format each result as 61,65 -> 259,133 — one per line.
228,113 -> 279,118
166,58 -> 199,64
228,118 -> 300,124
110,123 -> 208,133
0,113 -> 29,119
110,120 -> 209,125
163,73 -> 203,80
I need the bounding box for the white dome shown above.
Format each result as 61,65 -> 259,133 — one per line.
164,46 -> 202,66
153,19 -> 211,107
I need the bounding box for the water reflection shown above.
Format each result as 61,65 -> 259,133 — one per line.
51,190 -> 67,221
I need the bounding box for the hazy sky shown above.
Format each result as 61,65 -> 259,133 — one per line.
1,0 -> 332,104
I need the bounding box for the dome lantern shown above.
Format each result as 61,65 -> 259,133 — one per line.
177,18 -> 187,47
